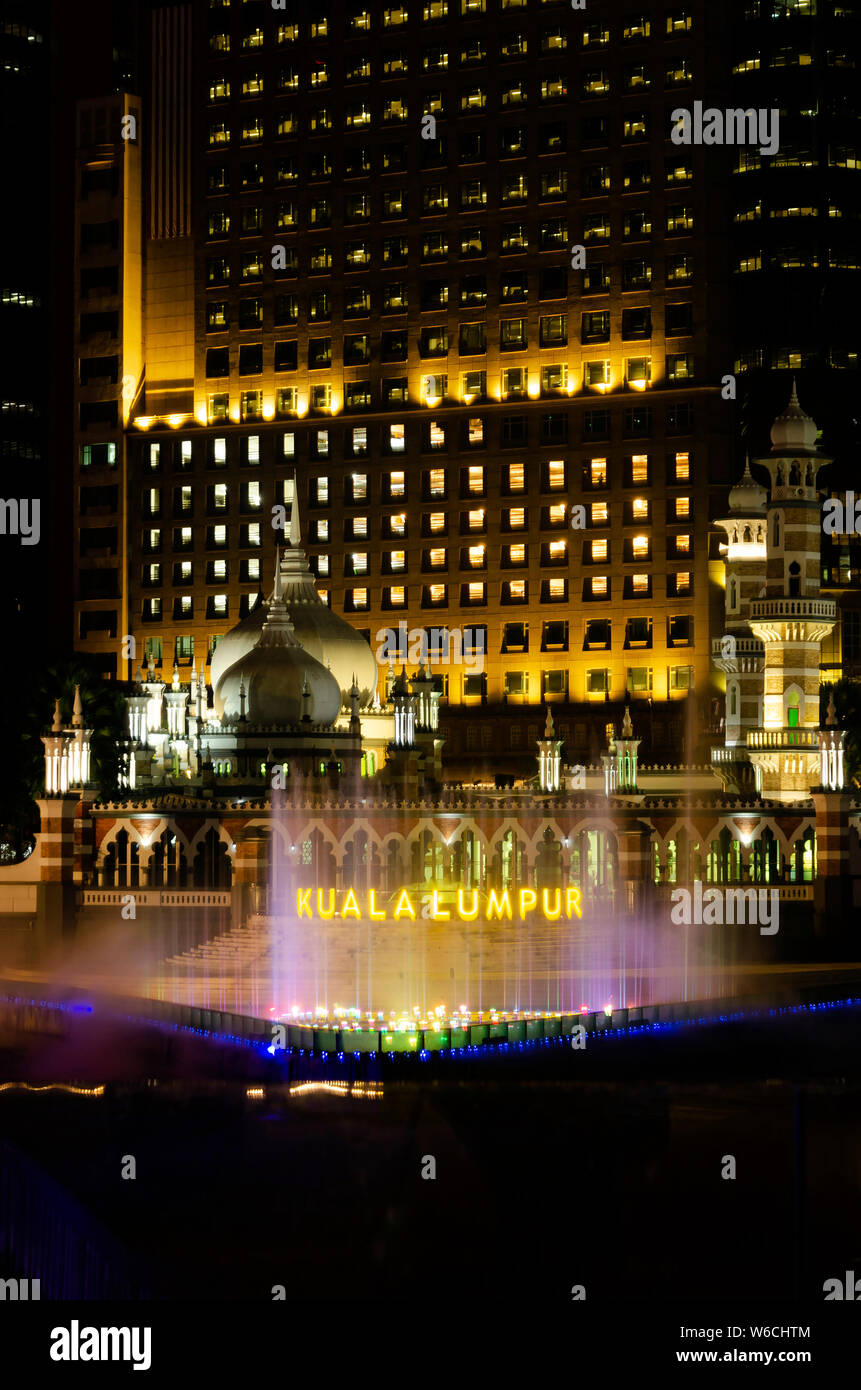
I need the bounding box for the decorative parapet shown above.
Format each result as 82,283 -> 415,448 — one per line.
746,728 -> 819,750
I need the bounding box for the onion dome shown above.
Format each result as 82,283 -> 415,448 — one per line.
728,458 -> 767,515
770,379 -> 818,452
218,558 -> 341,727
210,489 -> 378,707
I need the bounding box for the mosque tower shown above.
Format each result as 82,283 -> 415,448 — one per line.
746,383 -> 837,802
712,459 -> 768,788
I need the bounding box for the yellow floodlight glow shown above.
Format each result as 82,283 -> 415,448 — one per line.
296,394 -> 308,418
527,376 -> 540,399
229,404 -> 241,422
135,416 -> 154,430
629,378 -> 648,392
329,394 -> 341,415
195,403 -> 207,425
262,397 -> 275,421
167,413 -> 185,428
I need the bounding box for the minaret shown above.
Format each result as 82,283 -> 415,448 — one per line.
747,383 -> 837,802
537,708 -> 563,792
818,691 -> 845,792
391,666 -> 415,748
603,705 -> 641,796
349,673 -> 361,736
713,458 -> 767,754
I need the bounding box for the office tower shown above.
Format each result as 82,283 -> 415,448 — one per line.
71,0 -> 856,771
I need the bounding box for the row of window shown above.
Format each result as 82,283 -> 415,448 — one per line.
140,578 -> 696,621
202,212 -> 693,282
734,249 -> 861,273
204,66 -> 695,132
203,263 -> 693,328
204,165 -> 692,234
140,527 -> 693,577
206,8 -> 692,41
733,146 -> 858,172
209,35 -> 687,93
95,441 -> 695,487
197,389 -> 694,435
203,358 -> 697,397
203,118 -> 690,184
734,347 -> 858,373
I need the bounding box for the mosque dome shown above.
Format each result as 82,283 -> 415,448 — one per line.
210,495 -> 378,708
770,380 -> 818,453
218,569 -> 341,727
728,459 -> 767,515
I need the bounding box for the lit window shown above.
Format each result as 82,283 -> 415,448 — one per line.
585,360 -> 611,387
590,458 -> 607,487
429,512 -> 445,533
388,586 -> 407,606
547,460 -> 565,490
591,539 -> 608,561
507,580 -> 526,600
591,576 -> 608,597
591,501 -> 608,524
631,454 -> 649,483
390,424 -> 405,452
390,551 -> 406,571
428,469 -> 446,496
351,588 -> 369,609
468,544 -> 486,567
675,497 -> 690,518
631,573 -> 649,594
352,553 -> 369,574
674,451 -> 690,481
467,508 -> 485,529
467,582 -> 485,602
508,543 -> 526,564
390,472 -> 405,497
508,462 -> 525,491
547,578 -> 566,600
632,497 -> 649,520
675,533 -> 691,553
548,539 -> 567,561
468,465 -> 484,493
508,507 -> 526,529
429,547 -> 446,567
632,535 -> 649,558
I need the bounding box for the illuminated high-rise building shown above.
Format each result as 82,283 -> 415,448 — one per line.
69,0 -> 857,774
